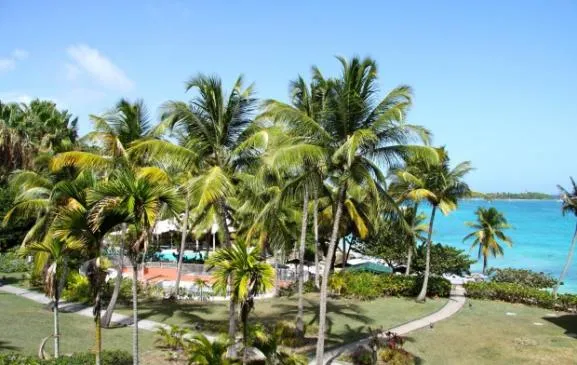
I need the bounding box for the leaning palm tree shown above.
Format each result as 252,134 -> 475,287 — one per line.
464,207 -> 513,274
552,177 -> 577,297
88,170 -> 182,365
207,241 -> 274,362
19,238 -> 82,359
412,148 -> 472,302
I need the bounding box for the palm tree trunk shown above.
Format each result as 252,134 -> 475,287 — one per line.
174,196 -> 190,298
218,198 -> 237,357
341,237 -> 346,269
132,262 -> 139,365
483,255 -> 488,275
274,252 -> 280,296
553,222 -> 577,298
102,225 -> 126,328
53,281 -> 60,358
296,187 -> 309,338
95,256 -> 103,365
405,202 -> 419,276
315,186 -> 346,365
313,189 -> 320,289
416,205 -> 437,302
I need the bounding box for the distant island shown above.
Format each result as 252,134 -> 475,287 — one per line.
470,192 -> 557,200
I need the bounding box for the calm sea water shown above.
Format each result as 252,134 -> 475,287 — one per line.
427,200 -> 577,293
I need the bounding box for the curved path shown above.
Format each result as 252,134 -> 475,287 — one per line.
313,285 -> 466,365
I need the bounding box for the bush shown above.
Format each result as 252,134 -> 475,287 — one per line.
0,249 -> 29,273
351,345 -> 373,365
329,272 -> 451,300
278,279 -> 318,297
62,272 -> 92,303
0,351 -> 132,365
488,267 -> 557,288
378,348 -> 415,365
464,281 -> 577,312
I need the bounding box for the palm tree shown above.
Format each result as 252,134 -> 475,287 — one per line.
464,207 -> 513,274
185,333 -> 234,365
207,241 -> 274,362
20,238 -> 82,358
411,148 -> 472,302
88,170 -> 182,365
159,74 -> 257,343
553,177 -> 577,297
50,99 -> 155,329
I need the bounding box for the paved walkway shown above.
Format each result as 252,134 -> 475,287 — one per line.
0,284 -> 173,332
314,285 -> 467,365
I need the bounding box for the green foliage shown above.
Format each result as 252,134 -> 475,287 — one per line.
61,272 -> 91,303
329,272 -> 451,300
488,267 -> 557,288
0,351 -> 131,365
0,185 -> 31,251
470,191 -> 555,200
0,248 -> 29,273
464,281 -> 577,312
378,348 -> 415,365
351,345 -> 373,365
413,243 -> 474,276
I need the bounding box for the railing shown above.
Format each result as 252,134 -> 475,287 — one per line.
140,262 -> 210,274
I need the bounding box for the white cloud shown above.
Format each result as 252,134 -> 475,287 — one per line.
65,63 -> 81,81
0,92 -> 33,104
0,49 -> 29,73
0,59 -> 16,72
66,44 -> 134,91
11,49 -> 29,60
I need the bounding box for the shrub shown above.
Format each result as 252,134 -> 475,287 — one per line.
488,267 -> 557,288
62,272 -> 92,303
464,281 -> 577,312
0,249 -> 29,273
0,351 -> 132,365
378,348 -> 415,365
329,272 -> 451,300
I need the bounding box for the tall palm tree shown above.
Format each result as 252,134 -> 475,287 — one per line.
207,241 -> 274,362
88,170 -> 182,365
463,207 -> 513,274
50,99 -> 155,329
158,74 -> 257,343
268,56 -> 433,364
553,177 -> 577,297
20,238 -> 83,358
410,148 -> 472,302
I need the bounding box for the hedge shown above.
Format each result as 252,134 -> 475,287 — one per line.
329,272 -> 451,300
464,281 -> 577,312
0,351 -> 132,365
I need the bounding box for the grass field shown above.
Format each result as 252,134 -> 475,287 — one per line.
403,299 -> 577,365
0,291 -> 162,363
115,293 -> 447,345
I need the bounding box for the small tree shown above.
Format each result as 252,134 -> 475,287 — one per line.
553,177 -> 577,297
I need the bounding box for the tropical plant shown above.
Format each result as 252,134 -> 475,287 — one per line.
412,243 -> 474,276
488,267 -> 556,289
88,170 -> 182,365
553,177 -> 577,297
249,324 -> 307,365
463,207 -> 513,274
20,238 -> 83,358
207,241 -> 274,361
396,148 -> 472,302
184,333 -> 235,365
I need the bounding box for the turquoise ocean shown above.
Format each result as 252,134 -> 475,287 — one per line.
429,199 -> 576,294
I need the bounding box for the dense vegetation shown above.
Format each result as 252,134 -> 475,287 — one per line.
0,351 -> 132,365
488,267 -> 557,289
469,191 -> 556,200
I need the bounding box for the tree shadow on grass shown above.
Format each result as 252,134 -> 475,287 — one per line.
543,314 -> 577,339
0,340 -> 20,351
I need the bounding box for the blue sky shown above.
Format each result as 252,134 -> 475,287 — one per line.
1,1 -> 575,193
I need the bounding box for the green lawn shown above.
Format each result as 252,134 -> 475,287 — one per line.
116,293 -> 447,345
0,291 -> 157,361
403,299 -> 577,365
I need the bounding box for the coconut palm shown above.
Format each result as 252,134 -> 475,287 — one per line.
553,177 -> 577,297
20,238 -> 83,358
408,148 -> 472,302
286,56 -> 433,364
88,170 -> 182,365
464,207 -> 513,274
207,241 -> 274,361
159,74 -> 257,342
